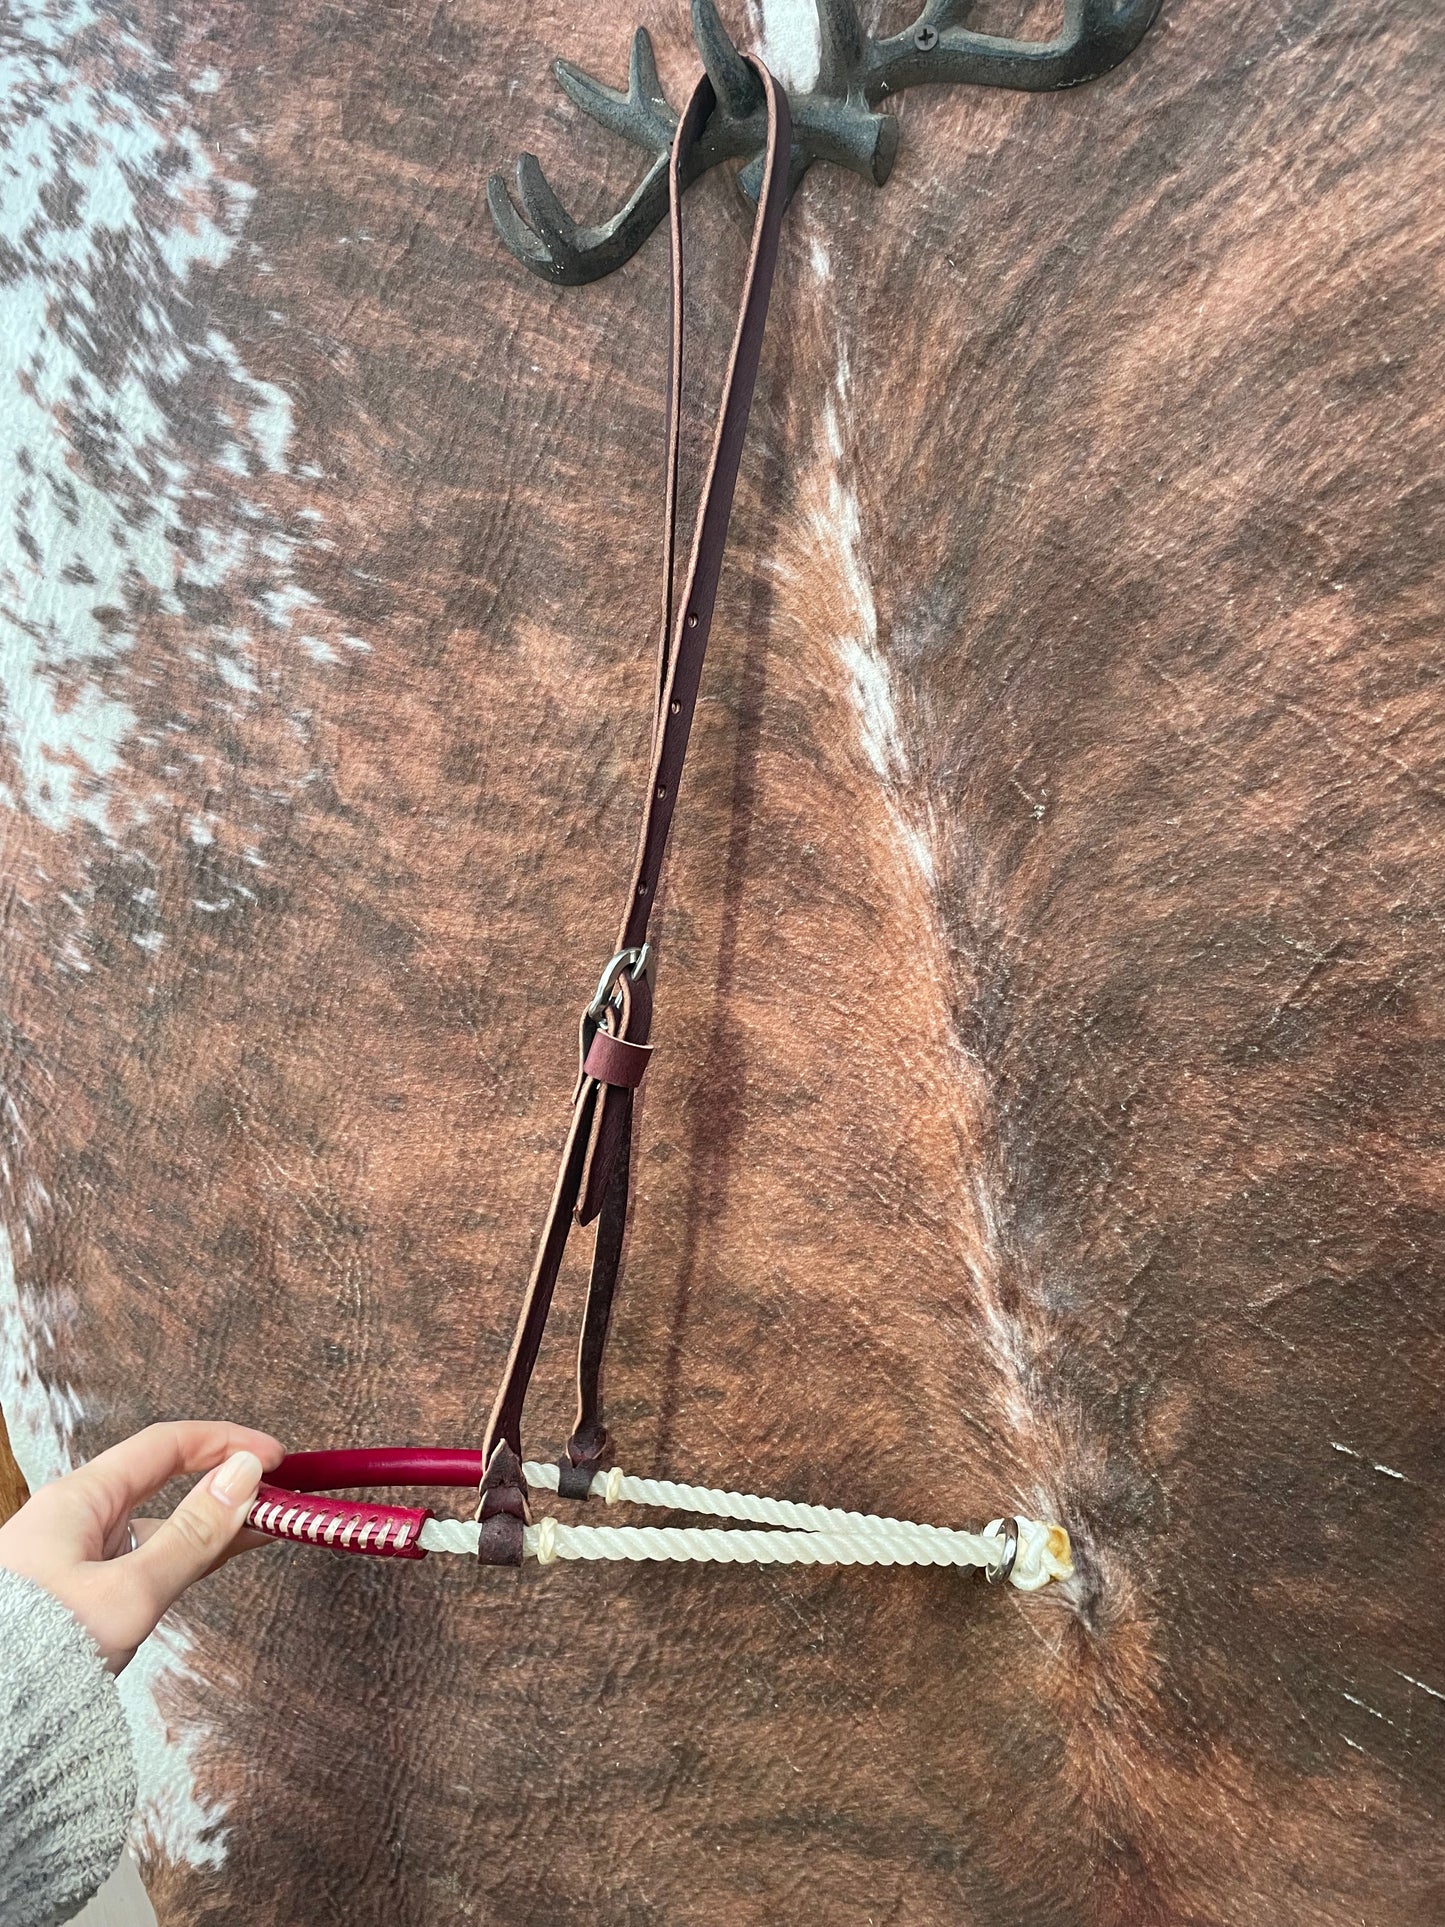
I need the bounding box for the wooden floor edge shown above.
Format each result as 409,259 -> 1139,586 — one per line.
0,1400 -> 32,1525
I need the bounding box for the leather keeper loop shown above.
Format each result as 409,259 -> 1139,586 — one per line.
475,1513 -> 525,1566
583,1029 -> 652,1089
557,1426 -> 610,1499
556,1457 -> 597,1500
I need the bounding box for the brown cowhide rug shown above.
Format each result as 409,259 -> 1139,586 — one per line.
1,0 -> 1441,1921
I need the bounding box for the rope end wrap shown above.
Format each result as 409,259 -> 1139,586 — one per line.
987,1516 -> 1074,1591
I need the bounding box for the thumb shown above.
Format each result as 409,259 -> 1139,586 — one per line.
133,1449 -> 265,1610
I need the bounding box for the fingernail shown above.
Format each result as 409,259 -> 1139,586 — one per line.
210,1450 -> 263,1508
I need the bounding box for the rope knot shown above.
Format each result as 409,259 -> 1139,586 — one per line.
534,1515 -> 559,1565
988,1516 -> 1074,1592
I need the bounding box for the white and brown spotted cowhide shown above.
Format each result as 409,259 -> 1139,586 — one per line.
1,0 -> 1441,1920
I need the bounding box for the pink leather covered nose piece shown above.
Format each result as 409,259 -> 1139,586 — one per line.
246,1448 -> 486,1560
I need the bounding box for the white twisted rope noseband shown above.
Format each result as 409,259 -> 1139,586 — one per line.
416,1462 -> 1074,1593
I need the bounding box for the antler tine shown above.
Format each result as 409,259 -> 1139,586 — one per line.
867,0 -> 1163,97
486,169 -> 554,275
1059,0 -> 1167,83
554,27 -> 676,153
487,26 -> 683,287
691,0 -> 766,122
513,155 -> 582,268
488,151 -> 676,286
815,0 -> 866,97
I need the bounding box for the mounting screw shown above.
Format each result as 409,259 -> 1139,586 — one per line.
914,23 -> 939,50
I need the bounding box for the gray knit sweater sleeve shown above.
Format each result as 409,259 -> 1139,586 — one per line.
0,1566 -> 136,1927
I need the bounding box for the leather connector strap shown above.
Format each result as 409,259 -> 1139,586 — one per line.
481,57 -> 791,1480
477,1439 -> 529,1518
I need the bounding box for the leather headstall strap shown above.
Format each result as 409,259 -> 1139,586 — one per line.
476,60 -> 792,1551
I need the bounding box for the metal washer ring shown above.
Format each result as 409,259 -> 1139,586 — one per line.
985,1516 -> 1019,1585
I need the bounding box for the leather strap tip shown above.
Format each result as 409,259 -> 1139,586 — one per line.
478,1486 -> 529,1523
582,1030 -> 652,1090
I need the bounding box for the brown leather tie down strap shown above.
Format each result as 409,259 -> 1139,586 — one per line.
478,61 -> 792,1537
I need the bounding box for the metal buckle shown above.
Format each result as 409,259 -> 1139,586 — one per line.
585,944 -> 651,1024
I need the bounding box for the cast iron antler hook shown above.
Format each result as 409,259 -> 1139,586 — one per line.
488,0 -> 1164,284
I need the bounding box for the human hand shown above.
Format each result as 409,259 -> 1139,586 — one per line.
0,1420 -> 285,1673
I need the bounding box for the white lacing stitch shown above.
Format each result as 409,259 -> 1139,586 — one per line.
416,1465 -> 1073,1592
250,1495 -> 417,1556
